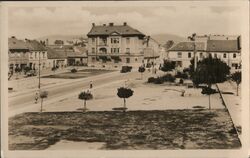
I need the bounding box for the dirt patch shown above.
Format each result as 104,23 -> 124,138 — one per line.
9,109 -> 241,150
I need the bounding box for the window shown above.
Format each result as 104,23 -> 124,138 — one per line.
214,53 -> 217,58
92,48 -> 95,53
135,58 -> 138,62
126,48 -> 130,53
188,52 -> 191,58
92,38 -> 95,43
126,38 -> 130,45
126,58 -> 130,63
111,48 -> 119,54
232,63 -> 238,69
223,53 -> 227,58
233,53 -> 236,58
35,52 -> 37,58
111,38 -> 119,44
92,57 -> 95,62
199,53 -> 203,58
177,52 -> 182,58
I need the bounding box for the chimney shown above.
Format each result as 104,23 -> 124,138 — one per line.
11,36 -> 15,38
109,23 -> 114,26
92,23 -> 95,27
103,24 -> 106,26
123,22 -> 127,26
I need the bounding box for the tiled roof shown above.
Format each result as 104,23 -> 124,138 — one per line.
206,40 -> 240,52
8,37 -> 29,50
46,47 -> 68,59
143,48 -> 160,58
67,47 -> 87,57
87,24 -> 145,37
25,40 -> 47,51
169,42 -> 205,51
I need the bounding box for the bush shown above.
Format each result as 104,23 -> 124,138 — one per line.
201,87 -> 217,95
71,68 -> 77,73
183,68 -> 190,74
175,71 -> 188,79
120,66 -> 132,73
154,77 -> 164,84
147,77 -> 155,83
162,74 -> 176,82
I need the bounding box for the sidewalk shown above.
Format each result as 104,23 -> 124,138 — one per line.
217,81 -> 241,136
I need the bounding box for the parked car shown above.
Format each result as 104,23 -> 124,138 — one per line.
120,66 -> 132,73
26,70 -> 37,77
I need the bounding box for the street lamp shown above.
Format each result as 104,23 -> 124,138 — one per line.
38,52 -> 41,89
188,33 -> 197,71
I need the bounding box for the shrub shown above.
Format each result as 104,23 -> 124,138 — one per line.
162,74 -> 176,82
147,77 -> 155,83
154,77 -> 164,84
201,87 -> 217,95
183,68 -> 190,74
71,68 -> 77,73
175,71 -> 188,79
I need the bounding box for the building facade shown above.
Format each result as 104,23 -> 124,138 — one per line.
87,22 -> 146,67
168,38 -> 241,72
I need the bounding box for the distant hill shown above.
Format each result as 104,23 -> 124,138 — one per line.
37,34 -> 87,45
150,34 -> 186,45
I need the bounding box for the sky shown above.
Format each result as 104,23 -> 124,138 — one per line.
8,3 -> 245,39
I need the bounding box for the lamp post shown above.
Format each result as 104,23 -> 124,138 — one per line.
188,33 -> 197,71
38,52 -> 41,89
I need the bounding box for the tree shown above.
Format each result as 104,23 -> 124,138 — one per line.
117,87 -> 134,111
40,91 -> 48,112
231,71 -> 241,96
138,66 -> 145,79
78,91 -> 93,112
191,54 -> 230,109
161,60 -> 175,73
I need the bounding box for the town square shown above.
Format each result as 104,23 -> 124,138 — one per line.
1,2 -> 248,157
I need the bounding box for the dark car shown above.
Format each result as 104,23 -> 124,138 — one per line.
120,66 -> 132,73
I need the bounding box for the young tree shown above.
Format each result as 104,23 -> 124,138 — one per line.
160,60 -> 175,73
39,91 -> 48,112
78,91 -> 93,112
191,55 -> 230,109
138,66 -> 145,80
117,87 -> 134,111
231,71 -> 241,96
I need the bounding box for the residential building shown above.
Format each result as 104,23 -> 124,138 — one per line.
8,36 -> 30,73
143,36 -> 161,66
67,46 -> 88,66
46,47 -> 68,68
25,39 -> 48,70
87,22 -> 146,67
168,37 -> 241,72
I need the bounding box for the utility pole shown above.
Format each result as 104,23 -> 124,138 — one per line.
38,52 -> 41,89
188,33 -> 197,71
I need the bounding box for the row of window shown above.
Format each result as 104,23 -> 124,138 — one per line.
92,48 -> 130,54
30,52 -> 46,59
91,57 -> 135,63
92,37 -> 130,44
177,52 -> 237,59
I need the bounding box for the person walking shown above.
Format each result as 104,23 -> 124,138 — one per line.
90,81 -> 93,89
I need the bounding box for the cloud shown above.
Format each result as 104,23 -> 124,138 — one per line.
8,5 -> 243,39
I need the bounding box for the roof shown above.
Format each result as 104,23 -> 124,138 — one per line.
87,24 -> 145,38
67,47 -> 88,57
169,42 -> 205,51
8,37 -> 29,50
46,47 -> 68,59
206,40 -> 240,52
143,48 -> 160,58
25,40 -> 47,51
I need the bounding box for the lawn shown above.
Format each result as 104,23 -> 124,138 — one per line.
42,69 -> 114,79
9,109 -> 241,150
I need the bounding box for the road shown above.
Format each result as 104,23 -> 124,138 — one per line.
9,71 -> 139,110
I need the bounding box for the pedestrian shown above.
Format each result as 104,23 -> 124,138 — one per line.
90,81 -> 93,89
35,92 -> 39,104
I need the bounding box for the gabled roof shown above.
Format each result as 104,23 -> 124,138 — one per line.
206,40 -> 240,52
168,42 -> 205,51
87,24 -> 145,37
46,47 -> 67,59
67,47 -> 88,57
25,40 -> 47,51
8,37 -> 29,50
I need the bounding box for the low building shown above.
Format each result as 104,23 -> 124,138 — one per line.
8,36 -> 30,73
143,36 -> 161,66
67,46 -> 88,66
46,47 -> 68,69
167,38 -> 241,72
25,39 -> 48,70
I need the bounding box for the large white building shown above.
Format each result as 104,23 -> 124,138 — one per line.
168,37 -> 241,72
87,22 -> 160,67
